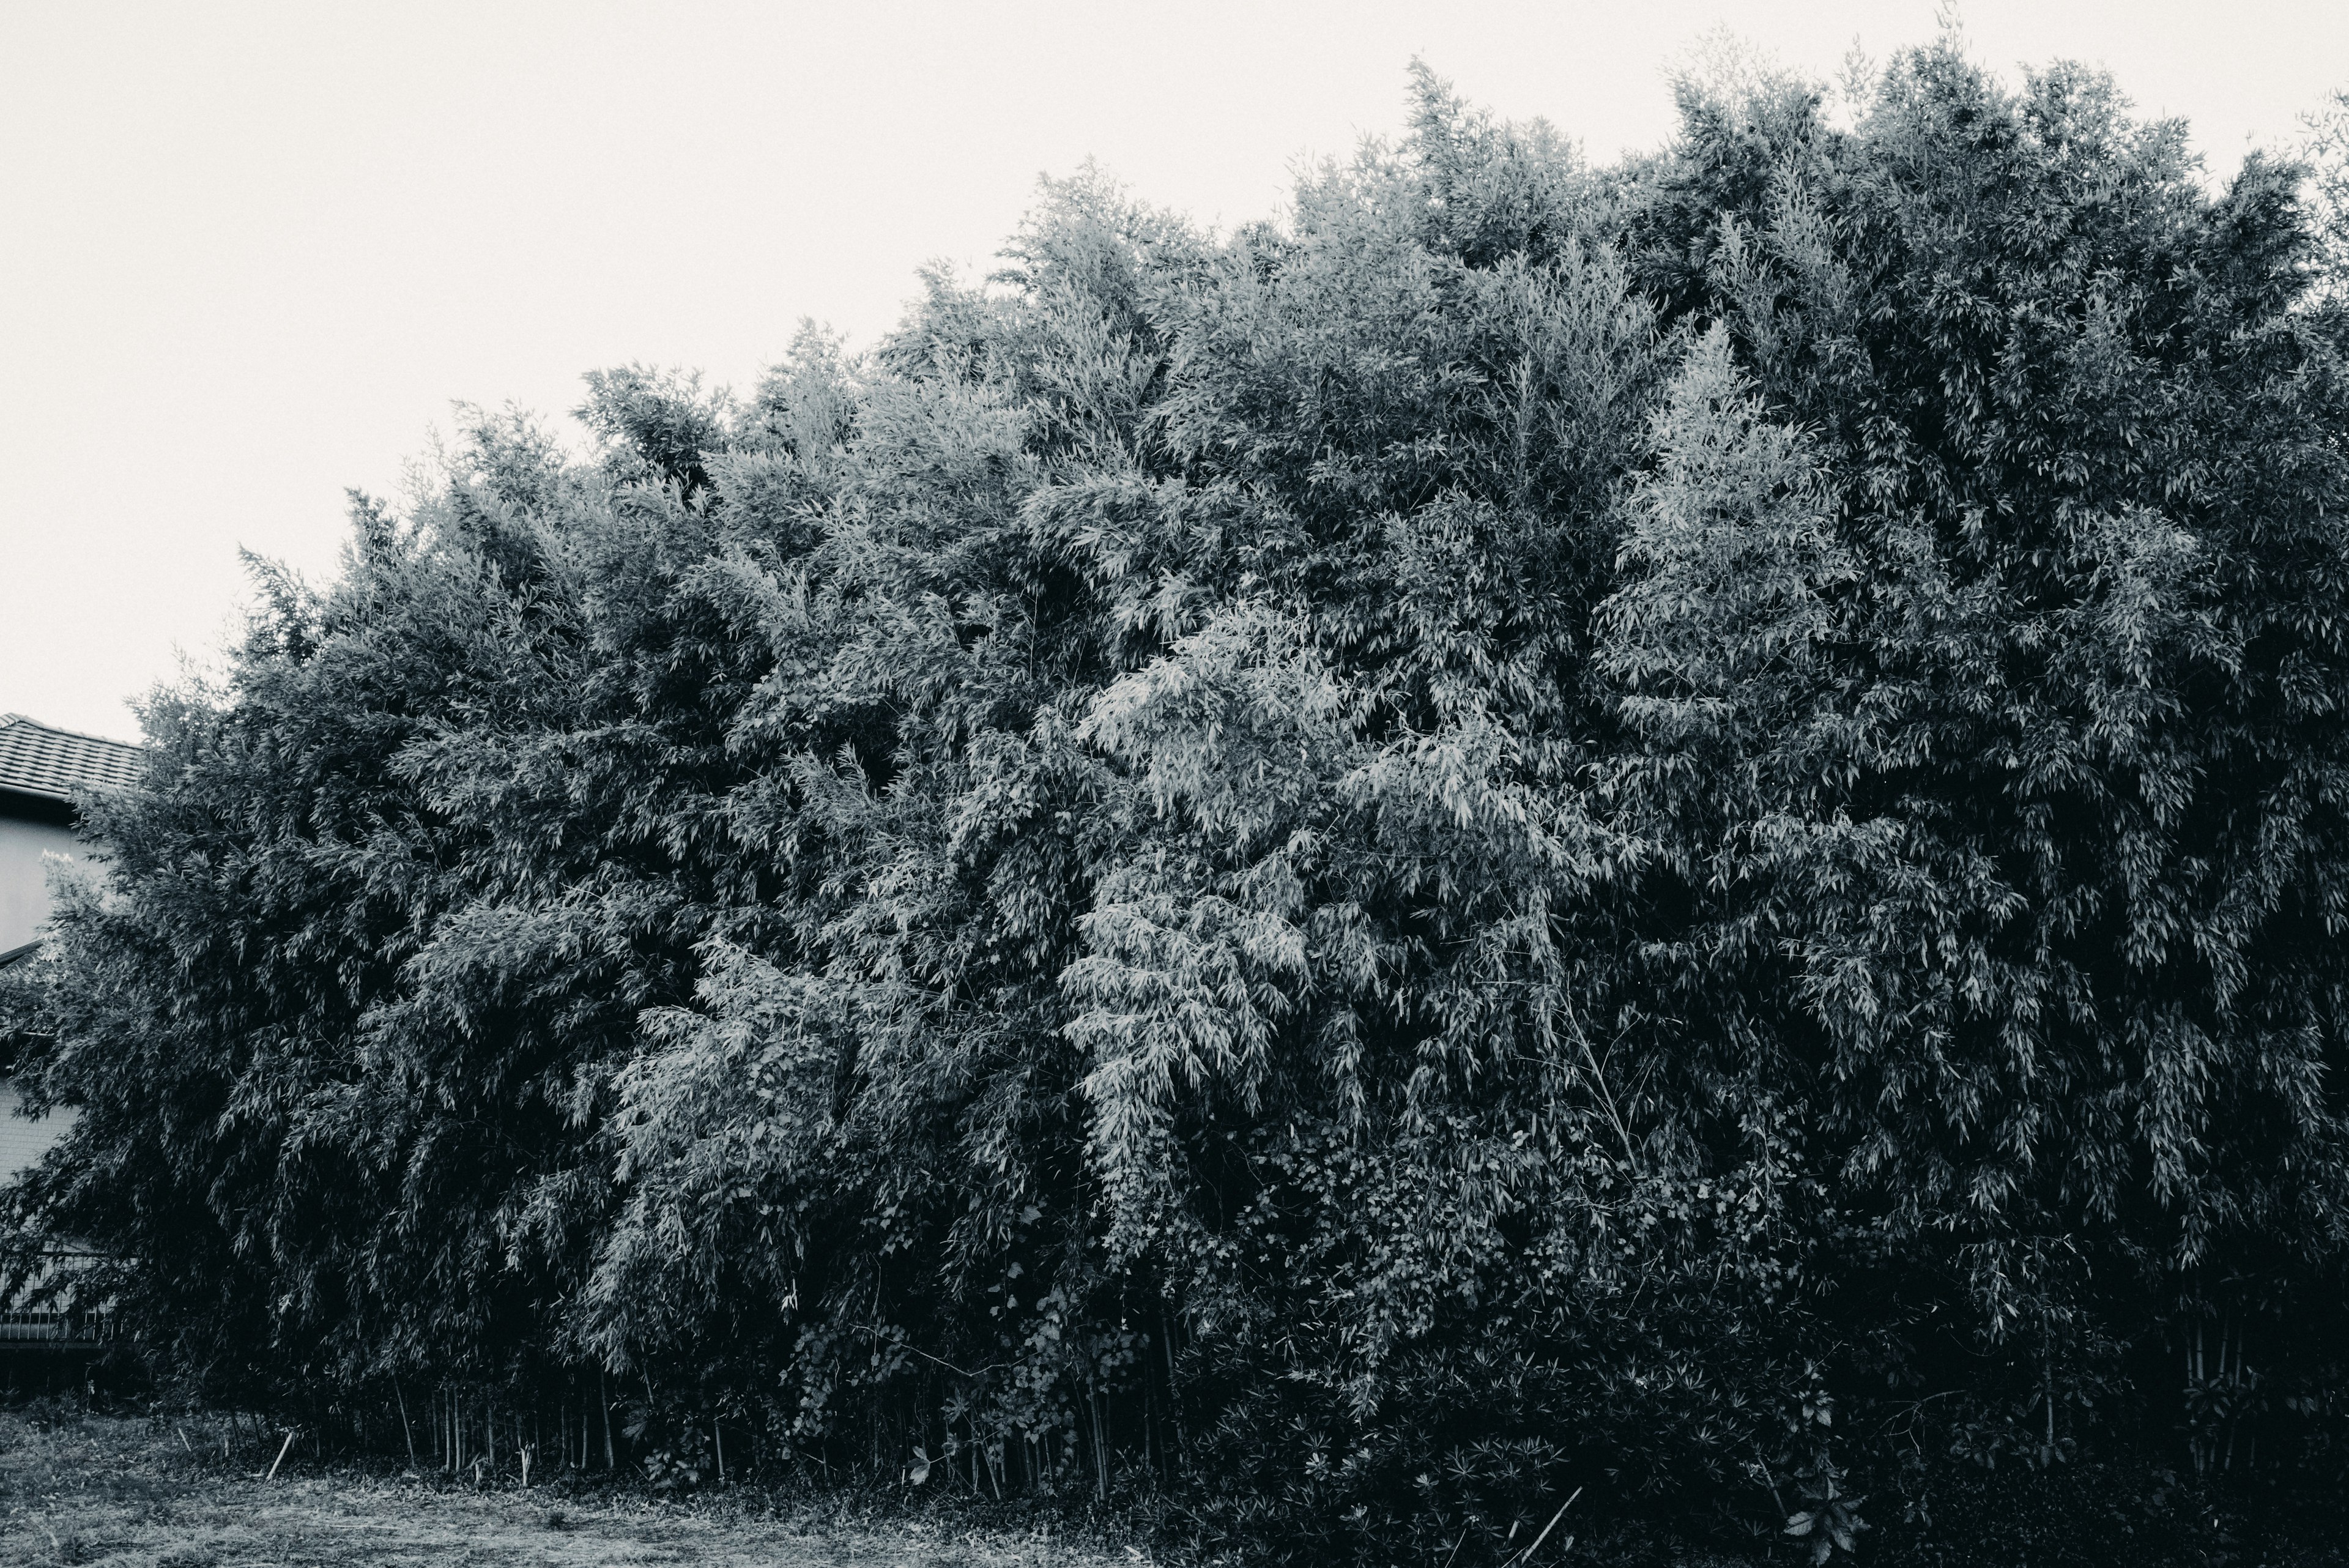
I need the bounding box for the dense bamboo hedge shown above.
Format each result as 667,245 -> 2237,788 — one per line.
10,39 -> 2349,1564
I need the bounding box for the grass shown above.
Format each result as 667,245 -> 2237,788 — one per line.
0,1400 -> 1148,1568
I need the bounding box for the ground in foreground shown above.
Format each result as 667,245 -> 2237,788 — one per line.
0,1403 -> 1140,1568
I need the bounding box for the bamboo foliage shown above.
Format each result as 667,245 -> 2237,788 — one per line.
7,34 -> 2349,1566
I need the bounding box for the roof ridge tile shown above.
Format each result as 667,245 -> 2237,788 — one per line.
0,715 -> 147,803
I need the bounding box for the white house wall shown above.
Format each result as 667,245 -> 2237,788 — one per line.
2,813 -> 87,1184
0,812 -> 81,954
0,1082 -> 73,1187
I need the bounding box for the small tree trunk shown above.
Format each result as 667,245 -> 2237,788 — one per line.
395,1381 -> 417,1471
601,1369 -> 615,1470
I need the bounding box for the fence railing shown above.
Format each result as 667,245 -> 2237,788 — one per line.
0,1248 -> 111,1350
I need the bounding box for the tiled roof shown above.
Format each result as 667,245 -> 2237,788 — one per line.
0,716 -> 145,803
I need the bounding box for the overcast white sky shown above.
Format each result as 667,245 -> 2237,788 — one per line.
5,1 -> 2345,741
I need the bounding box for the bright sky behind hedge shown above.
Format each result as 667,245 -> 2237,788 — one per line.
4,0 -> 2343,738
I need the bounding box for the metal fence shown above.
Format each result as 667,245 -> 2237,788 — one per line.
0,1248 -> 111,1351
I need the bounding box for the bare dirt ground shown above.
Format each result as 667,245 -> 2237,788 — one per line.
0,1403 -> 1146,1568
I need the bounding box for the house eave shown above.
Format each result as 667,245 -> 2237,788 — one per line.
0,784 -> 78,826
